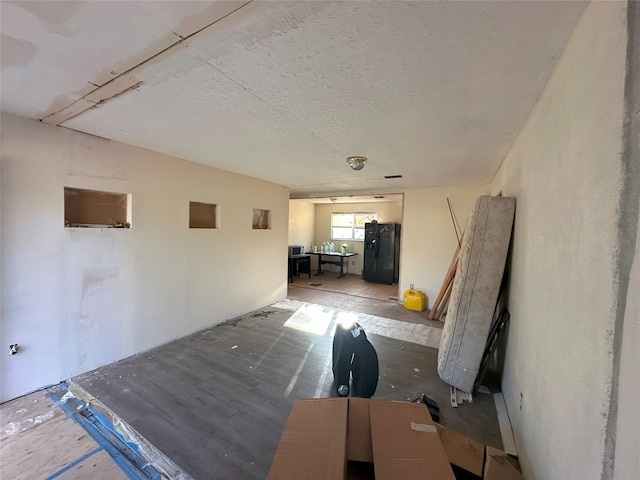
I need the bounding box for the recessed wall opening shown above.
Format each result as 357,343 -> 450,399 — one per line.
252,208 -> 270,229
189,201 -> 218,228
64,187 -> 131,228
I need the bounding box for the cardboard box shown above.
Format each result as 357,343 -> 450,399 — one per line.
434,423 -> 524,480
268,398 -> 348,479
483,446 -> 524,480
268,398 -> 455,480
434,423 -> 485,479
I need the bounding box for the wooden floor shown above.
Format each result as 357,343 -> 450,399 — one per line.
1,276 -> 503,479
288,272 -> 443,327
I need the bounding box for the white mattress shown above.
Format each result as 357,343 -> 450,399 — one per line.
437,195 -> 516,393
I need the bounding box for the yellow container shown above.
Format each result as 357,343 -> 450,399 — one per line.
403,285 -> 427,312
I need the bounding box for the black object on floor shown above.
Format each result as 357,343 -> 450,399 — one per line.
411,393 -> 439,411
412,393 -> 441,422
332,324 -> 354,396
429,408 -> 440,422
332,322 -> 379,398
475,308 -> 510,392
351,332 -> 379,398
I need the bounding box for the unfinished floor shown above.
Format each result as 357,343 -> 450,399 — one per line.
1,274 -> 503,479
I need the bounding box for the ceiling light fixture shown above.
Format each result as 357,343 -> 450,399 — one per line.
346,156 -> 367,170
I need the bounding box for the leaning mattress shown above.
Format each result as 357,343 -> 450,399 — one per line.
437,195 -> 516,393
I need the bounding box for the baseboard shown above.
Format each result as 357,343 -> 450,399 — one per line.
493,392 -> 518,456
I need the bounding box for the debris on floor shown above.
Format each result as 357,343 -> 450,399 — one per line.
218,317 -> 242,327
218,310 -> 275,327
251,310 -> 274,318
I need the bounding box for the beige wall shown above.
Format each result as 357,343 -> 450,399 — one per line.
490,2 -> 638,478
288,199 -> 315,251
313,200 -> 403,277
399,185 -> 490,309
0,113 -> 289,402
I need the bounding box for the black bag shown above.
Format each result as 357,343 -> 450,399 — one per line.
332,322 -> 379,398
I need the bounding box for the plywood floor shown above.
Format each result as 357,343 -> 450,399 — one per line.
2,278 -> 502,479
0,389 -> 130,480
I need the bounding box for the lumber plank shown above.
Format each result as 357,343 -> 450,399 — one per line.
429,253 -> 460,320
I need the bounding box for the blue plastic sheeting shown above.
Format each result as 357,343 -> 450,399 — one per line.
48,382 -> 161,480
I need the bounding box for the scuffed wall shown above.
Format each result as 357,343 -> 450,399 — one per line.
490,2 -> 635,478
0,113 -> 289,402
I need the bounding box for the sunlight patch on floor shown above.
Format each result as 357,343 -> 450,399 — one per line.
336,311 -> 359,330
357,316 -> 442,349
282,302 -> 334,336
274,299 -> 442,348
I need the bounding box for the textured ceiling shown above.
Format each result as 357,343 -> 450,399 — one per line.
1,1 -> 587,198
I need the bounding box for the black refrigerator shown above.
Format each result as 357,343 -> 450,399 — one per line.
363,222 -> 401,284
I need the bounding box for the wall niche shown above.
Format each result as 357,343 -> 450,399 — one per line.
252,208 -> 270,229
64,187 -> 130,228
189,201 -> 218,228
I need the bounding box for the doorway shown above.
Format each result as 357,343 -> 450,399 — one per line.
288,193 -> 404,299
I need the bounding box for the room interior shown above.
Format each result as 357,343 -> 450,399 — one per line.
288,194 -> 405,290
1,1 -> 638,479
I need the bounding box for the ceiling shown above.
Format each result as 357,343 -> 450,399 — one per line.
303,193 -> 404,205
1,1 -> 587,200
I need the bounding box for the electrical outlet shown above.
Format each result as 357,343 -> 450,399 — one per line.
519,392 -> 523,410
9,344 -> 19,355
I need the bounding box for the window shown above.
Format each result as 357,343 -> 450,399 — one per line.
64,187 -> 130,228
331,212 -> 377,240
189,201 -> 217,228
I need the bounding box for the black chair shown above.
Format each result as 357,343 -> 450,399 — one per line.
288,256 -> 311,283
